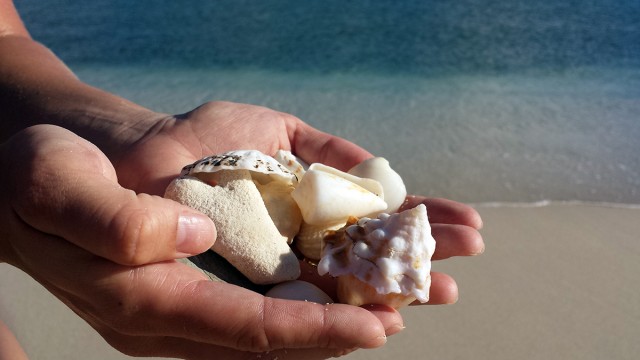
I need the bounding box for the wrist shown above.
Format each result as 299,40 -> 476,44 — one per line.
0,35 -> 166,160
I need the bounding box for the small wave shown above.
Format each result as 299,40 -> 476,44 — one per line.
470,200 -> 640,209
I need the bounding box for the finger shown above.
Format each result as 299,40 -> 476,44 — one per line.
285,117 -> 373,171
10,223 -> 394,355
90,324 -> 349,360
431,224 -> 485,260
7,125 -> 216,265
0,320 -> 29,360
43,248 -> 398,352
401,196 -> 483,229
39,269 -> 352,360
418,272 -> 459,305
56,287 -> 351,360
123,278 -> 396,352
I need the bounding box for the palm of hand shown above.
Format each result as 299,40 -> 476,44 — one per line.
115,101 -> 370,196
114,100 -> 482,302
114,100 -> 378,298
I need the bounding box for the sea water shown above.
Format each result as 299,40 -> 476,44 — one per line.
15,0 -> 640,205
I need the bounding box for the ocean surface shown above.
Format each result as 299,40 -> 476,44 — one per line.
15,0 -> 640,205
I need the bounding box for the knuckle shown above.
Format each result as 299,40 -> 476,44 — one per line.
233,298 -> 272,352
108,204 -> 159,265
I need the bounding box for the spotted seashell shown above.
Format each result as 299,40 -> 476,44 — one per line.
181,150 -> 297,185
273,149 -> 307,181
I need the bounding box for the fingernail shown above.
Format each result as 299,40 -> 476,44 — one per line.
176,213 -> 215,255
386,324 -> 406,336
361,334 -> 387,349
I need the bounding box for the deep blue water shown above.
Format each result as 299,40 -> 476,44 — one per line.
12,0 -> 640,204
16,0 -> 640,75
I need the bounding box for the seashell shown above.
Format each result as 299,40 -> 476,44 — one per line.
273,149 -> 307,181
337,274 -> 416,309
309,163 -> 384,197
181,150 -> 303,244
265,280 -> 334,304
318,204 -> 435,309
166,150 -> 303,284
181,149 -> 298,185
290,163 -> 387,226
254,180 -> 301,244
348,157 -> 407,213
295,221 -> 348,261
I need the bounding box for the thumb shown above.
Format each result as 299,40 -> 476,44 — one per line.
7,125 -> 216,265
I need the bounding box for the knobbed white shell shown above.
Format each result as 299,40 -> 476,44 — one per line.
318,204 -> 435,308
347,157 -> 407,213
290,163 -> 387,225
265,280 -> 334,304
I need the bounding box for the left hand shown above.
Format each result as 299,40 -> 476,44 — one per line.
115,101 -> 373,196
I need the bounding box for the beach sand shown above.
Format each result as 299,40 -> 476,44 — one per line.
1,203 -> 638,359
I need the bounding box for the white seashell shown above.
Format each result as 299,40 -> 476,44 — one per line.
348,157 -> 407,213
290,164 -> 387,225
181,150 -> 297,185
295,221 -> 348,261
254,180 -> 301,243
265,280 -> 334,304
309,163 -> 384,197
318,204 -> 435,308
273,149 -> 307,181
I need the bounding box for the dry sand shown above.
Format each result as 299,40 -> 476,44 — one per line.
1,203 -> 638,359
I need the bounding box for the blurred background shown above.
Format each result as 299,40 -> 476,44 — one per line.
4,1 -> 639,359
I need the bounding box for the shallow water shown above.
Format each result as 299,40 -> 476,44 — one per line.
74,65 -> 640,204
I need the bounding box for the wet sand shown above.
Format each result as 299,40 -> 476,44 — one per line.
1,203 -> 639,359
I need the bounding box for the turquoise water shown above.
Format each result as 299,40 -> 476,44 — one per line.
16,0 -> 640,204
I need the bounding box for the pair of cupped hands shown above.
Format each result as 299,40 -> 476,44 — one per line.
0,101 -> 483,360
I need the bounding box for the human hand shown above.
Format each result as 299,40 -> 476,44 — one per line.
113,101 -> 484,304
0,125 -> 403,359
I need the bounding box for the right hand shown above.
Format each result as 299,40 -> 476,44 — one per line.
0,125 -> 403,359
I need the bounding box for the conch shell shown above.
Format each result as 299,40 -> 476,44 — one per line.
290,163 -> 388,260
318,204 -> 435,309
165,150 -> 302,284
291,163 -> 387,225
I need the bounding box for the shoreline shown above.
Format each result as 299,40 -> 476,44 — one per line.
471,199 -> 640,209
